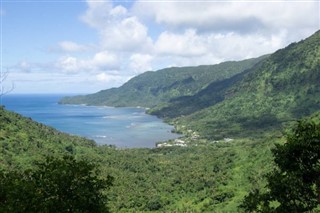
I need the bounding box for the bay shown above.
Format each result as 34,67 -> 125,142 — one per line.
2,94 -> 180,148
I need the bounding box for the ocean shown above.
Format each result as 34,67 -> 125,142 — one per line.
1,94 -> 180,148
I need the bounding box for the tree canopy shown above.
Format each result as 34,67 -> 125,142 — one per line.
241,116 -> 320,212
0,155 -> 113,213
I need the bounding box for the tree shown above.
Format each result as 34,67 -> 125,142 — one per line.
0,155 -> 113,213
0,68 -> 14,105
240,117 -> 320,212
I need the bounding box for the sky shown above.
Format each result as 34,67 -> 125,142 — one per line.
0,0 -> 319,94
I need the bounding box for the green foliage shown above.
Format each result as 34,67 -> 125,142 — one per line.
0,105 -> 276,212
0,155 -> 113,213
2,30 -> 320,212
62,31 -> 320,142
94,139 -> 274,212
240,115 -> 320,212
175,30 -> 320,140
149,70 -> 246,118
0,106 -> 96,170
60,57 -> 266,108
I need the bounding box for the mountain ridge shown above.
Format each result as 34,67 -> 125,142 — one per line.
60,30 -> 320,142
174,30 -> 320,140
1,30 -> 319,212
59,56 -> 267,108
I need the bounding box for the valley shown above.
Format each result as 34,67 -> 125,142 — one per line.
1,30 -> 319,212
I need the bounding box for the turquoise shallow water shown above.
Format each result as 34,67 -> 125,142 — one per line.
2,94 -> 180,148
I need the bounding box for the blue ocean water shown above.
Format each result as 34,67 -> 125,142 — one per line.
2,94 -> 180,148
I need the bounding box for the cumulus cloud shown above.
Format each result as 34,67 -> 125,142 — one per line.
100,16 -> 153,52
133,1 -> 318,35
96,72 -> 130,84
76,0 -> 319,75
11,0 -> 319,94
132,0 -> 319,65
92,51 -> 119,69
81,2 -> 153,53
129,54 -> 153,74
50,0 -> 154,83
109,5 -> 128,18
58,41 -> 88,52
10,71 -> 129,94
16,61 -> 32,72
80,0 -> 113,29
152,29 -> 287,67
56,56 -> 81,73
155,29 -> 207,57
56,51 -> 120,73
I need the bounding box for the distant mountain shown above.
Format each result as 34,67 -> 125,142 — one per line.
59,57 -> 266,108
60,30 -> 320,142
174,30 -> 320,140
148,66 -> 251,118
0,104 -> 275,213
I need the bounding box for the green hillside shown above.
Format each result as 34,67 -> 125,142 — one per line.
2,105 -> 319,212
60,31 -> 320,142
149,68 -> 249,118
0,106 -> 97,170
60,57 -> 266,108
2,30 -> 320,212
0,105 -> 276,212
174,30 -> 320,140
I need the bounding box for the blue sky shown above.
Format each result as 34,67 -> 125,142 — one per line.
1,0 -> 319,94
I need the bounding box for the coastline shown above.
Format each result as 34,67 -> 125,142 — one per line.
4,94 -> 181,148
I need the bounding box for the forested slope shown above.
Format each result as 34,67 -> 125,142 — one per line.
2,30 -> 320,213
175,30 -> 320,140
60,56 -> 266,108
0,106 -> 275,212
0,106 -> 97,170
1,105 -> 318,212
149,67 -> 250,118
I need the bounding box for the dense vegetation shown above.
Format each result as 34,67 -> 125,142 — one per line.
241,113 -> 320,212
0,106 -> 275,212
61,31 -> 320,143
98,139 -> 274,212
1,30 -> 320,212
172,30 -> 320,140
60,56 -> 266,108
2,106 -> 320,212
0,155 -> 113,213
0,106 -> 97,170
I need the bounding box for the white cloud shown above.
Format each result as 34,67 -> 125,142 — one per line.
134,1 -> 319,35
150,29 -> 295,68
92,51 -> 119,69
110,5 -> 128,18
96,72 -> 130,84
76,0 -> 319,77
81,1 -> 153,53
56,51 -> 120,73
100,16 -> 153,53
155,29 -> 207,57
80,0 -> 113,29
16,61 -> 32,72
204,32 -> 284,60
132,0 -> 319,66
10,0 -> 320,94
9,71 -> 129,94
129,54 -> 153,74
58,41 -> 88,52
96,72 -> 110,82
56,56 -> 81,73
